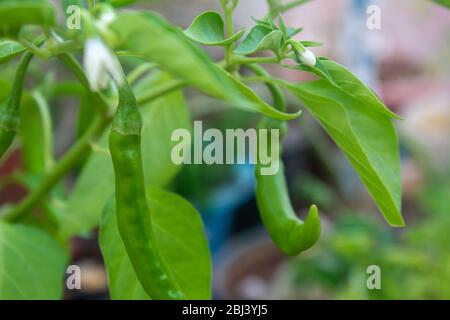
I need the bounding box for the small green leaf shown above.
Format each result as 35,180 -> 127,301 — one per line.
0,0 -> 56,37
278,14 -> 288,36
99,187 -> 211,299
286,27 -> 303,39
0,39 -> 25,64
234,25 -> 283,55
282,79 -> 404,226
57,73 -> 191,239
112,12 -> 299,120
20,90 -> 53,175
184,11 -> 245,46
252,17 -> 277,30
0,221 -> 67,299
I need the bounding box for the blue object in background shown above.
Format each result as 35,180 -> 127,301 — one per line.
197,164 -> 255,256
342,0 -> 379,90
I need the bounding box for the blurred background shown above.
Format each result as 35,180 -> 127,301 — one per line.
1,0 -> 449,299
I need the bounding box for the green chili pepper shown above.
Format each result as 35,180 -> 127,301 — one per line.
253,63 -> 320,256
0,50 -> 33,160
255,161 -> 321,256
109,81 -> 185,300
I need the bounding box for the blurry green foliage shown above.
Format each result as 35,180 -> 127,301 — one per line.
289,166 -> 450,299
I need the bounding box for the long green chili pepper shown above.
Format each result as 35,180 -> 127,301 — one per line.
109,81 -> 185,300
253,63 -> 321,256
0,51 -> 34,160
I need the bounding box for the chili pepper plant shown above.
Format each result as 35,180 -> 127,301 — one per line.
0,0 -> 408,299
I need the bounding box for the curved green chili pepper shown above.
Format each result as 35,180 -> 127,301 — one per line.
0,50 -> 34,160
109,81 -> 185,300
252,62 -> 321,256
255,161 -> 321,256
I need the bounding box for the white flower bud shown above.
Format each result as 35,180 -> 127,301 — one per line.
96,9 -> 116,30
83,37 -> 123,91
299,48 -> 316,67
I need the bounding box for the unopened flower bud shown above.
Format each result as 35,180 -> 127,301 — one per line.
83,37 -> 123,91
299,48 -> 316,67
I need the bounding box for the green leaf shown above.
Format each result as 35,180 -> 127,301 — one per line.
234,25 -> 283,55
57,135 -> 113,239
282,79 -> 404,226
99,187 -> 211,299
300,41 -> 323,47
57,74 -> 191,239
112,11 -> 299,120
0,221 -> 67,299
184,11 -> 245,46
286,27 -> 303,39
298,58 -> 400,119
0,39 -> 25,64
19,90 -> 53,175
99,198 -> 147,300
0,0 -> 56,37
134,72 -> 192,185
252,17 -> 277,30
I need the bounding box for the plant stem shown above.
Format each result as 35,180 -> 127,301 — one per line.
87,0 -> 95,11
19,36 -> 81,60
58,53 -> 112,117
234,56 -> 280,64
18,35 -> 48,59
127,63 -> 158,85
2,116 -> 111,222
136,79 -> 186,105
58,54 -> 91,91
222,1 -> 236,69
241,76 -> 271,83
